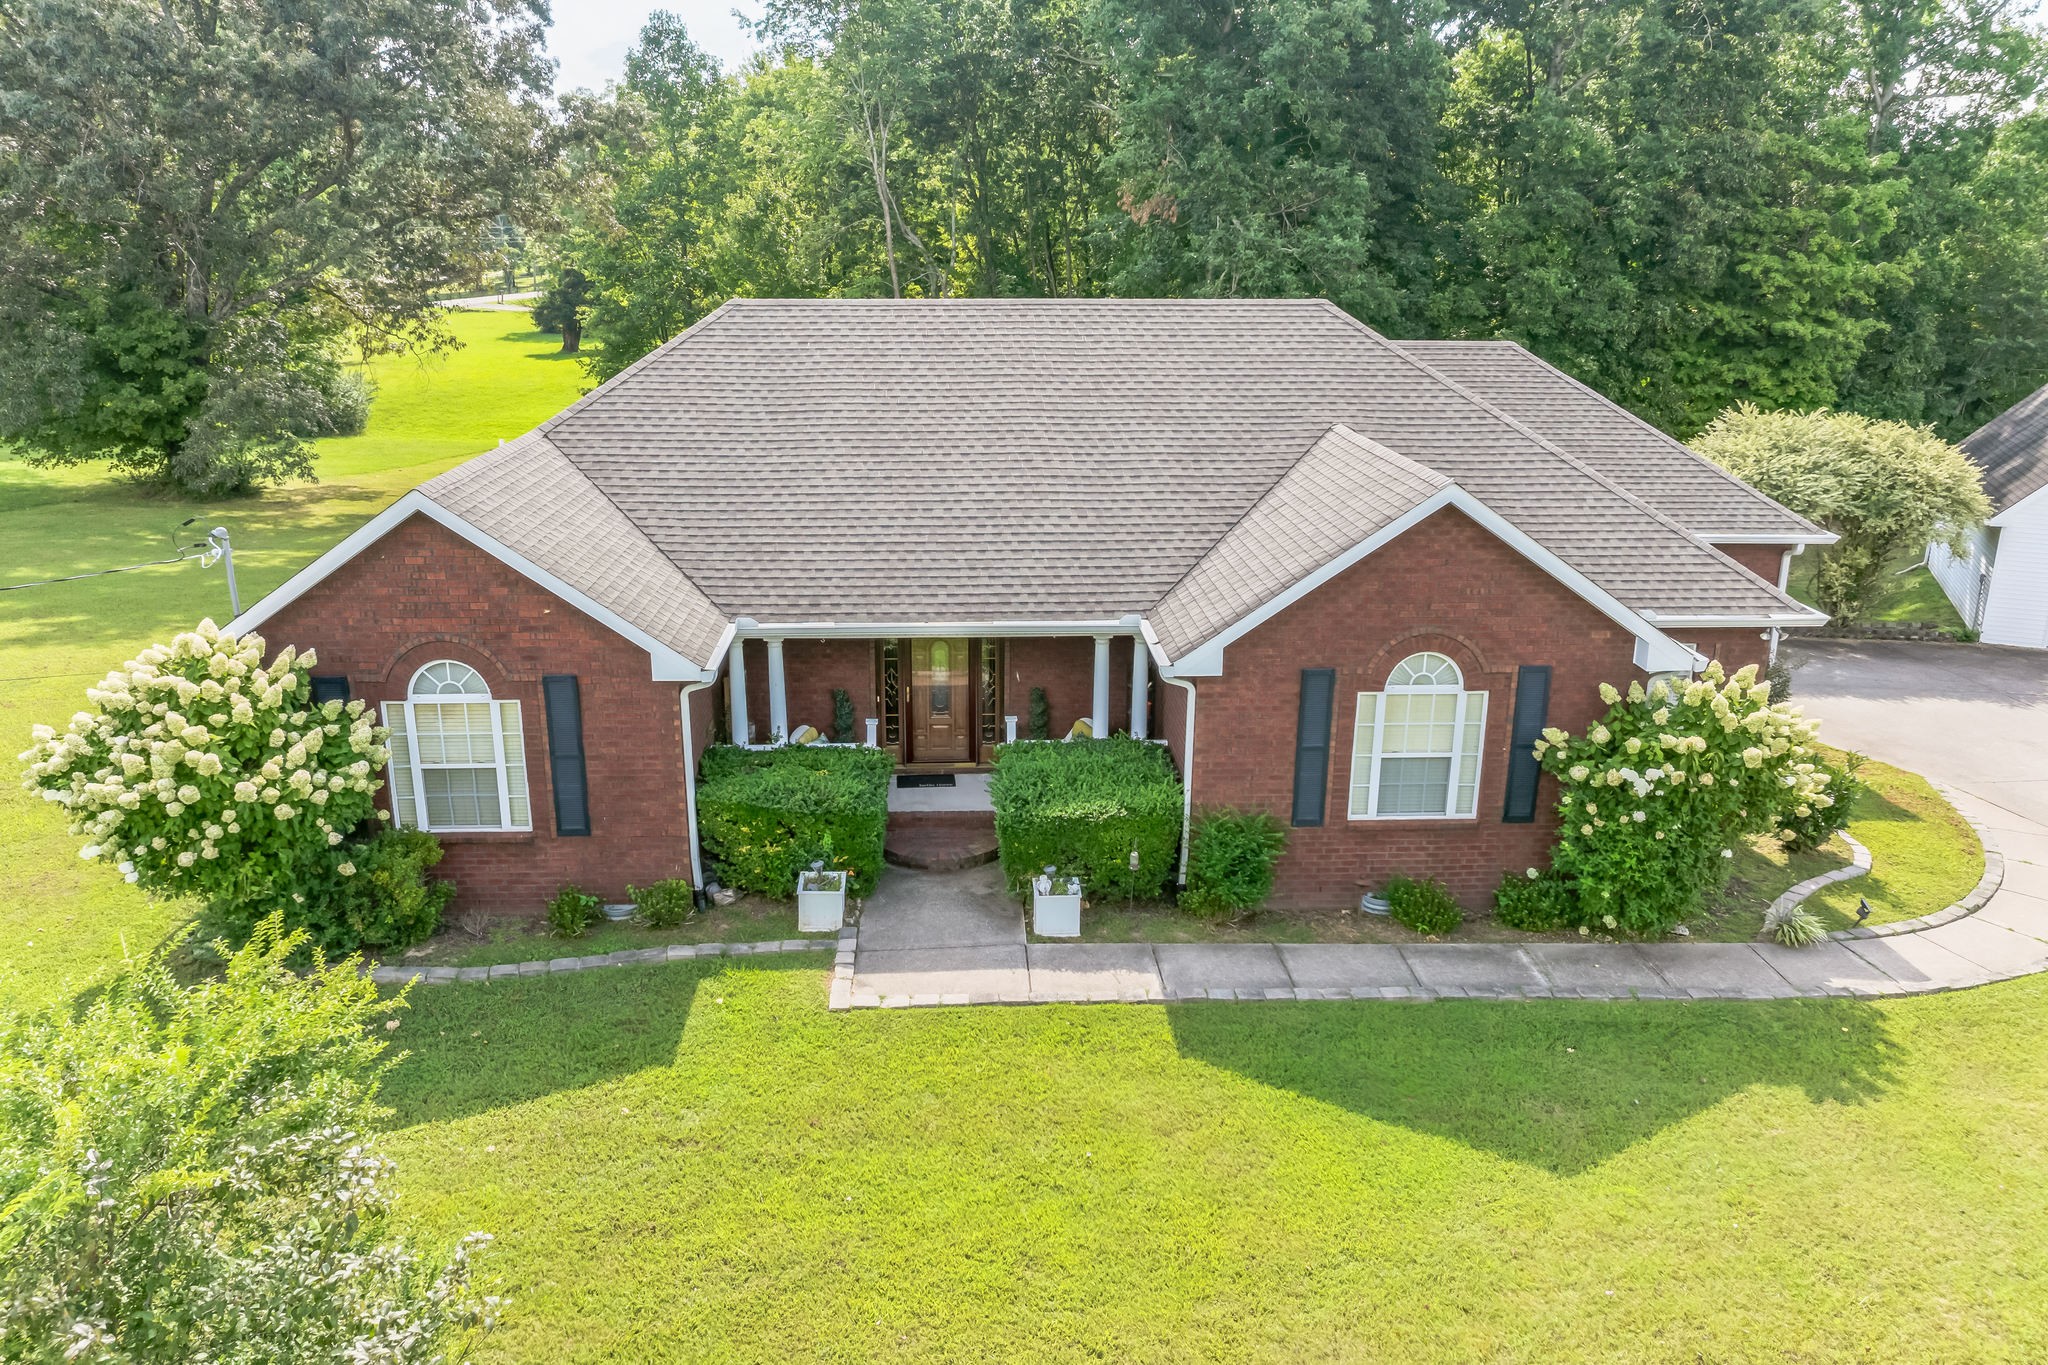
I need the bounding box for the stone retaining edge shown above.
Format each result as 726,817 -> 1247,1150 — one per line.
368,935 -> 837,987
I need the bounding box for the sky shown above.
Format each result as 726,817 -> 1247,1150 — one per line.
547,0 -> 765,94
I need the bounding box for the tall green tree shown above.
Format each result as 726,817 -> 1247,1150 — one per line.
0,0 -> 553,493
1091,0 -> 1450,331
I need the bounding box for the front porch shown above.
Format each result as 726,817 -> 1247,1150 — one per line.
721,629 -> 1160,763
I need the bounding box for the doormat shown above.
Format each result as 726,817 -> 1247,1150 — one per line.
896,773 -> 957,789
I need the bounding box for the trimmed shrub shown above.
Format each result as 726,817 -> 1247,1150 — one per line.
547,885 -> 602,938
1493,868 -> 1575,932
1386,875 -> 1461,936
296,827 -> 453,953
1028,687 -> 1051,741
990,737 -> 1182,901
630,877 -> 696,928
697,743 -> 891,898
831,688 -> 856,744
1179,808 -> 1287,918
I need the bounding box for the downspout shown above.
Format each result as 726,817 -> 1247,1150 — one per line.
678,679 -> 713,890
1161,675 -> 1197,886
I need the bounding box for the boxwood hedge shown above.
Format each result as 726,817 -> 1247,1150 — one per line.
990,737 -> 1183,901
698,744 -> 892,898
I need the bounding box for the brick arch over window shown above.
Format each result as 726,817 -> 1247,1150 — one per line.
374,636 -> 525,691
1358,630 -> 1498,692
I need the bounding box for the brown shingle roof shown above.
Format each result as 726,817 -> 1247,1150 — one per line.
408,299 -> 1819,665
1961,382 -> 2048,515
1395,340 -> 1824,540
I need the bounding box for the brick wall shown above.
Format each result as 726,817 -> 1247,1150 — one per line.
1712,541 -> 1794,586
1003,636 -> 1136,739
1688,627 -> 1773,674
1186,507 -> 1642,910
259,513 -> 693,914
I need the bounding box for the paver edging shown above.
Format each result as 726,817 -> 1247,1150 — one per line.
1823,784 -> 2002,942
367,935 -> 838,988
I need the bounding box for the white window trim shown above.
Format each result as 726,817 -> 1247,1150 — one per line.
1347,655 -> 1489,822
384,663 -> 532,834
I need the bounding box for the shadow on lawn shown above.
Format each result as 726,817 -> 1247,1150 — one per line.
378,954 -> 828,1127
1166,996 -> 1900,1177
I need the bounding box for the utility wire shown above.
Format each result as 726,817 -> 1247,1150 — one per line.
0,543 -> 211,593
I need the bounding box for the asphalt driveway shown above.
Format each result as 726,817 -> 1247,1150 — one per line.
1785,638 -> 2048,832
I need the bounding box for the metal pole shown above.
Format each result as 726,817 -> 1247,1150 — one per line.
211,527 -> 239,617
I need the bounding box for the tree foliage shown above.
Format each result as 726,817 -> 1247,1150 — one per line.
0,0 -> 554,492
1691,404 -> 1992,622
551,0 -> 2048,442
0,917 -> 497,1363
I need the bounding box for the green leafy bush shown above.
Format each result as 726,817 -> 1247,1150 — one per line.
1534,662 -> 1839,935
547,885 -> 602,938
991,737 -> 1182,901
1385,875 -> 1462,936
631,877 -> 696,928
290,827 -> 453,953
1028,687 -> 1050,740
18,620 -> 389,934
0,916 -> 496,1360
1179,808 -> 1287,918
697,743 -> 891,898
1493,868 -> 1575,932
831,687 -> 856,743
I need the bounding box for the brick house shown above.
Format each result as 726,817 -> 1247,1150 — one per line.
231,300 -> 1832,911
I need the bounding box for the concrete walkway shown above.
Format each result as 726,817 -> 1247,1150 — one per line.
838,787 -> 2045,1011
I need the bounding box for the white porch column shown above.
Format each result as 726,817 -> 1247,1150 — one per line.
1129,636 -> 1150,741
1091,634 -> 1112,738
765,637 -> 789,741
727,640 -> 750,745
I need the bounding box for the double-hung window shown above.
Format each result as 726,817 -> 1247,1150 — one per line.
383,661 -> 532,832
1348,652 -> 1488,819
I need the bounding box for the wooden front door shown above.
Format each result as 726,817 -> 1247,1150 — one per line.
909,638 -> 972,763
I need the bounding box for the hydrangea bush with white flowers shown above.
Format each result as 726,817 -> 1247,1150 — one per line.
1531,661 -> 1836,934
18,619 -> 387,924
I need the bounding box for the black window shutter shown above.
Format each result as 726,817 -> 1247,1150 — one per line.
1502,665 -> 1552,823
543,675 -> 591,837
1291,668 -> 1336,827
309,676 -> 350,705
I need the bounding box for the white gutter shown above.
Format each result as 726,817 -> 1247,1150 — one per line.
1698,530 -> 1840,546
678,679 -> 714,889
1640,609 -> 1829,629
1161,675 -> 1198,886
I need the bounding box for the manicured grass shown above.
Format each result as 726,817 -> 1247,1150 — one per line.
388,898 -> 814,969
1788,546 -> 1966,631
378,959 -> 2048,1361
0,312 -> 588,1007
1807,752 -> 1983,930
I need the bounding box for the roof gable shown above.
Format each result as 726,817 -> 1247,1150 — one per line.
1964,382 -> 2048,515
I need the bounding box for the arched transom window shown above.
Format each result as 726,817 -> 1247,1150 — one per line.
1349,652 -> 1488,819
382,661 -> 531,832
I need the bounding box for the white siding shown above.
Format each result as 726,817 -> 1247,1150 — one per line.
1928,523 -> 1995,630
1981,497 -> 2048,648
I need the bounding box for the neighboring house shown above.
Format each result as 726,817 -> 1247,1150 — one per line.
229,300 -> 1830,910
1929,383 -> 2048,648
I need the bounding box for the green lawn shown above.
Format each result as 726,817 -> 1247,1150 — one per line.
376,958 -> 2048,1362
1788,546 -> 1967,632
0,310 -> 586,1008
7,319 -> 2046,1361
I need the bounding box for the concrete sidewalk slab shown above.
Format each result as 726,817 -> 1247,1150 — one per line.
857,863 -> 1021,950
852,945 -> 1027,999
1277,944 -> 1419,990
1154,943 -> 1290,998
1751,940 -> 1898,993
1400,944 -> 1548,995
1842,932 -> 1983,987
1635,943 -> 1793,996
1917,917 -> 2048,976
1974,886 -> 2048,939
1027,943 -> 1164,1001
1518,944 -> 1668,995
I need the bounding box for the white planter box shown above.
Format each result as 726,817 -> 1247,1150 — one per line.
796,870 -> 847,933
1033,875 -> 1083,937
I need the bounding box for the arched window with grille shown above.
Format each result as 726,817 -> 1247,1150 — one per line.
382,661 -> 531,832
1348,652 -> 1488,819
